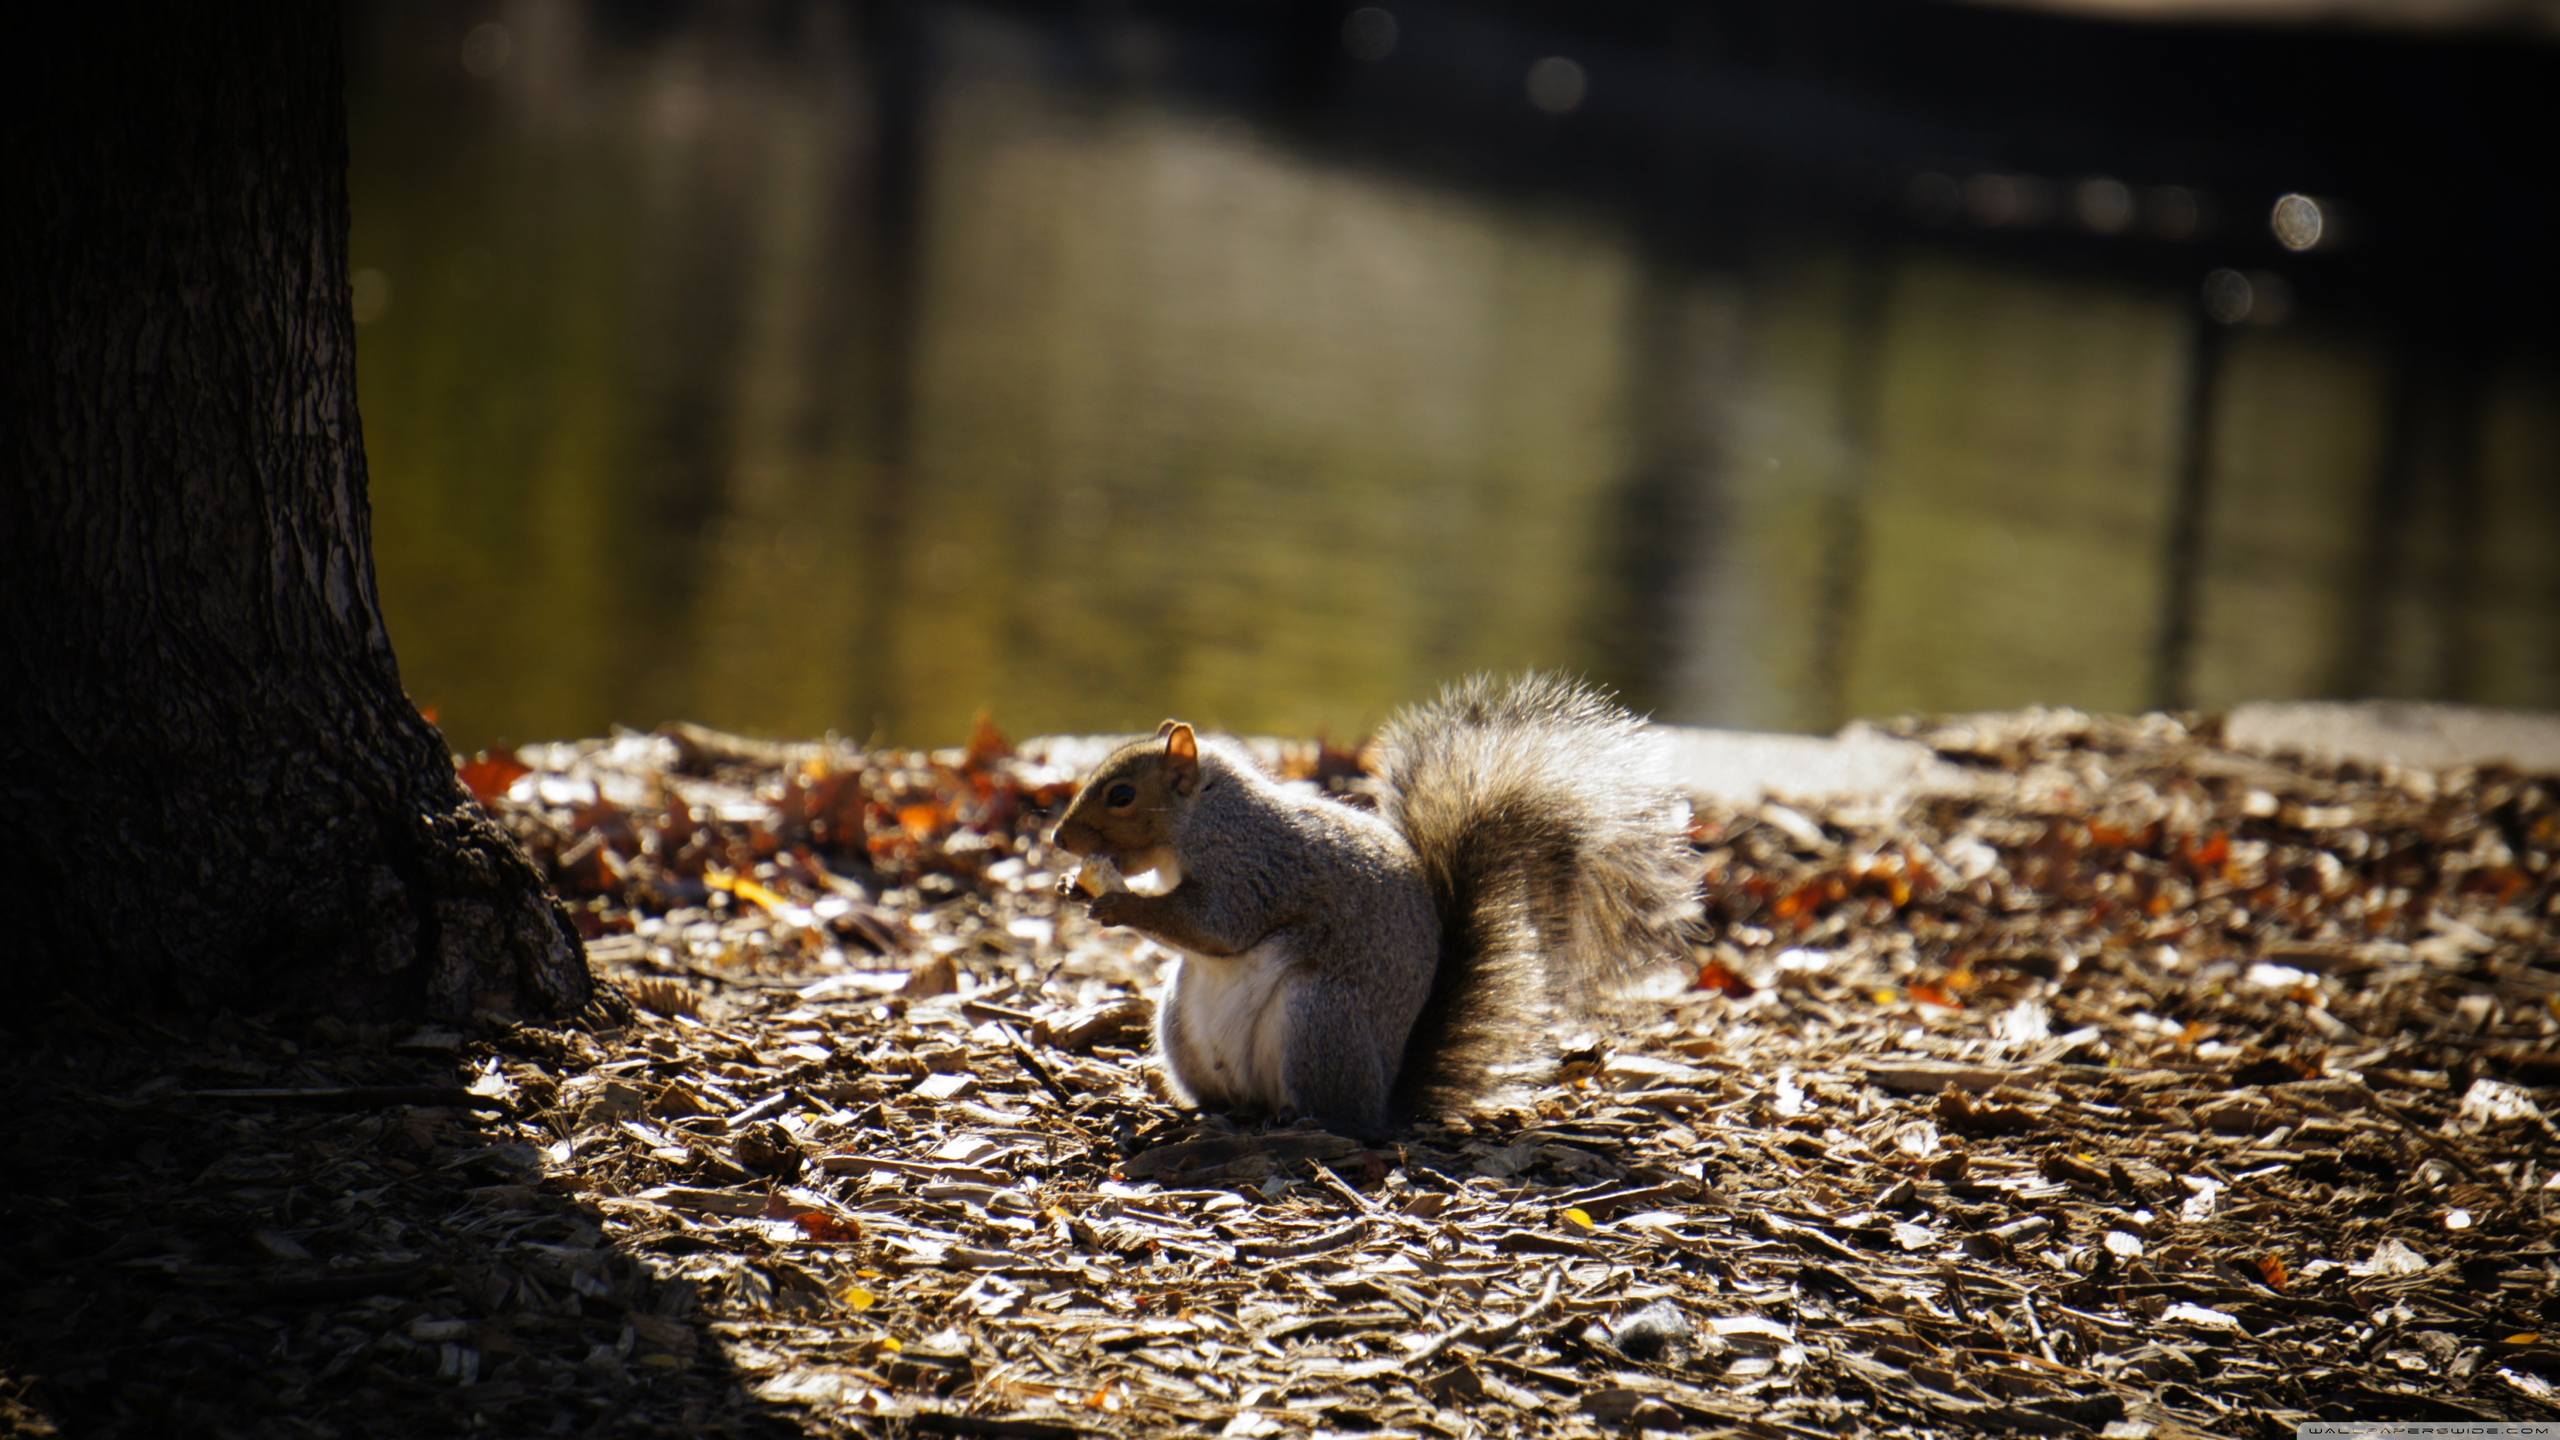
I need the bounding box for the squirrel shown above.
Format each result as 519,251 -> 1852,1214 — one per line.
1047,673 -> 1700,1135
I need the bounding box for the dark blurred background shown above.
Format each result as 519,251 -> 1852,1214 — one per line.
346,0 -> 2560,751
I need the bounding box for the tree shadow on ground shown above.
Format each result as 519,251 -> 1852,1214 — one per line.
0,1004 -> 810,1439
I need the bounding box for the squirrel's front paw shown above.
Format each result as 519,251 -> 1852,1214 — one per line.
1088,890 -> 1142,927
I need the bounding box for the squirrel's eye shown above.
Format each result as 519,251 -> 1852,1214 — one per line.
1105,782 -> 1137,808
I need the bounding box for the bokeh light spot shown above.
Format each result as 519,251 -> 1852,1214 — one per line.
2148,185 -> 2201,241
1525,56 -> 1586,115
2202,268 -> 2252,325
1966,174 -> 2051,228
2074,177 -> 2134,235
2271,193 -> 2324,252
1341,7 -> 1398,64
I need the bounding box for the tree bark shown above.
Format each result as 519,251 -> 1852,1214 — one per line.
0,7 -> 599,1021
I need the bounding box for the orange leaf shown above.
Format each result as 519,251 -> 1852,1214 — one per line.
1695,957 -> 1754,998
961,710 -> 1013,771
763,1193 -> 862,1241
2474,867 -> 2530,905
896,801 -> 947,841
802,770 -> 866,847
706,867 -> 795,919
793,1210 -> 862,1242
2254,1252 -> 2289,1291
457,749 -> 531,806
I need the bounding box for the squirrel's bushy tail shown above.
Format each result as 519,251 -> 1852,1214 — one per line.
1377,673 -> 1700,1118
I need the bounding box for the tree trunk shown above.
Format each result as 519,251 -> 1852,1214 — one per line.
0,7 -> 599,1021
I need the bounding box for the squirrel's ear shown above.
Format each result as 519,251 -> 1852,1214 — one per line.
1155,719 -> 1180,739
1163,723 -> 1199,786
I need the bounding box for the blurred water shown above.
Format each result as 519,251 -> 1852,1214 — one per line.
348,2 -> 2560,752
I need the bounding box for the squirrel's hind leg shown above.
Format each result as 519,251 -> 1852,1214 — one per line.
1278,980 -> 1394,1137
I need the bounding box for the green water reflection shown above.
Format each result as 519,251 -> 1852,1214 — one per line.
349,6 -> 2560,753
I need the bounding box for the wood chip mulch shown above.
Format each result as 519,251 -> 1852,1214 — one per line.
4,710 -> 2557,1439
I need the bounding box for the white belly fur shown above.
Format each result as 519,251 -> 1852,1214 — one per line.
1162,939 -> 1297,1112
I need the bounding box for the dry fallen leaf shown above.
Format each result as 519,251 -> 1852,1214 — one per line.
457,748 -> 532,805
962,710 -> 1013,771
93,707 -> 2530,1440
